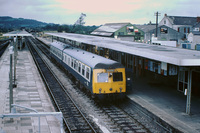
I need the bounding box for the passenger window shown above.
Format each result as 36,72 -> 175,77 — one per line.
74,60 -> 78,70
82,64 -> 85,76
97,73 -> 108,82
78,63 -> 81,73
86,67 -> 90,79
68,57 -> 70,66
71,58 -> 74,67
113,72 -> 123,82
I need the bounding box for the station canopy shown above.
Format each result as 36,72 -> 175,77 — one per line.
3,30 -> 32,37
46,33 -> 200,67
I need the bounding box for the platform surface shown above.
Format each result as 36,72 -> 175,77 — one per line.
128,77 -> 200,133
0,46 -> 62,133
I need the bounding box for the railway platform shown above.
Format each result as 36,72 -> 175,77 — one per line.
128,76 -> 200,133
0,46 -> 62,132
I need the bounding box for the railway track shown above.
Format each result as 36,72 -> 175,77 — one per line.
0,40 -> 9,58
28,37 -> 181,133
25,37 -> 98,133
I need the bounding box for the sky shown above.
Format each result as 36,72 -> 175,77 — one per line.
0,0 -> 200,26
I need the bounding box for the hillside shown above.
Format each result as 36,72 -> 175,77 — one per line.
0,16 -> 48,29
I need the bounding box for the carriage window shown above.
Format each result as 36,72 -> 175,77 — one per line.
68,57 -> 70,66
97,73 -> 108,83
113,72 -> 123,82
65,55 -> 67,62
78,63 -> 81,73
86,67 -> 90,80
82,64 -> 85,76
74,60 -> 78,70
71,58 -> 74,67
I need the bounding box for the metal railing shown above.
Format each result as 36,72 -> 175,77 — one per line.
0,104 -> 63,133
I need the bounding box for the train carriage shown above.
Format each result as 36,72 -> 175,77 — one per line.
50,41 -> 126,98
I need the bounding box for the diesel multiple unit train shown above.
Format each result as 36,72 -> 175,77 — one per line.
50,41 -> 129,99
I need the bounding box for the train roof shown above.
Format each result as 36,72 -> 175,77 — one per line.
50,41 -> 124,69
50,41 -> 70,50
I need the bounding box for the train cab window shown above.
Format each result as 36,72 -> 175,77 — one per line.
86,67 -> 90,80
97,73 -> 108,83
113,72 -> 123,82
78,63 -> 81,73
82,64 -> 85,76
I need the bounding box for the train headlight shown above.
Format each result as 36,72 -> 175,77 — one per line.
120,87 -> 122,92
99,88 -> 102,93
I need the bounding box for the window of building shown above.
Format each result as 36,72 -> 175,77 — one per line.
188,27 -> 190,33
178,27 -> 180,32
184,27 -> 186,33
164,20 -> 166,24
126,26 -> 134,32
118,32 -> 124,35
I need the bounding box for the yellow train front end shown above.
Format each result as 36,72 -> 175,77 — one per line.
92,68 -> 126,98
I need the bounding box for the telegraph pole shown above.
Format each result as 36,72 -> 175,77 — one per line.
154,12 -> 160,37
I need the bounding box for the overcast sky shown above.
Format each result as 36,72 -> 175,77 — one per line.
0,0 -> 200,26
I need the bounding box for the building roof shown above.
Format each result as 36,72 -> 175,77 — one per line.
91,23 -> 130,36
3,30 -> 32,37
191,31 -> 200,35
47,33 -> 200,66
167,16 -> 198,26
193,22 -> 200,28
134,24 -> 156,33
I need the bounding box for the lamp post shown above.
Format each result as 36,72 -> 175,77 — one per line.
9,41 -> 14,113
13,37 -> 17,87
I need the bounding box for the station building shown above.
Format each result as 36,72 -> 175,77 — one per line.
91,23 -> 144,42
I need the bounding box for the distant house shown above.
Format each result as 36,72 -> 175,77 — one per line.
187,31 -> 200,50
135,24 -> 184,44
159,14 -> 200,38
134,23 -> 156,43
193,22 -> 200,32
91,23 -> 144,42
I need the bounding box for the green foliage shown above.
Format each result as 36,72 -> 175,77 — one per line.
0,16 -> 99,35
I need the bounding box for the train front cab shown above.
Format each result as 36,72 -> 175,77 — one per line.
92,68 -> 126,98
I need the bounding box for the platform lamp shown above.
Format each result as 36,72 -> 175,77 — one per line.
9,40 -> 14,113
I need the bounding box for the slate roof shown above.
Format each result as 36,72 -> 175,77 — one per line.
91,23 -> 130,36
134,24 -> 156,33
167,16 -> 198,25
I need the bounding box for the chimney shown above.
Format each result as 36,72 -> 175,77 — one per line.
197,16 -> 200,22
